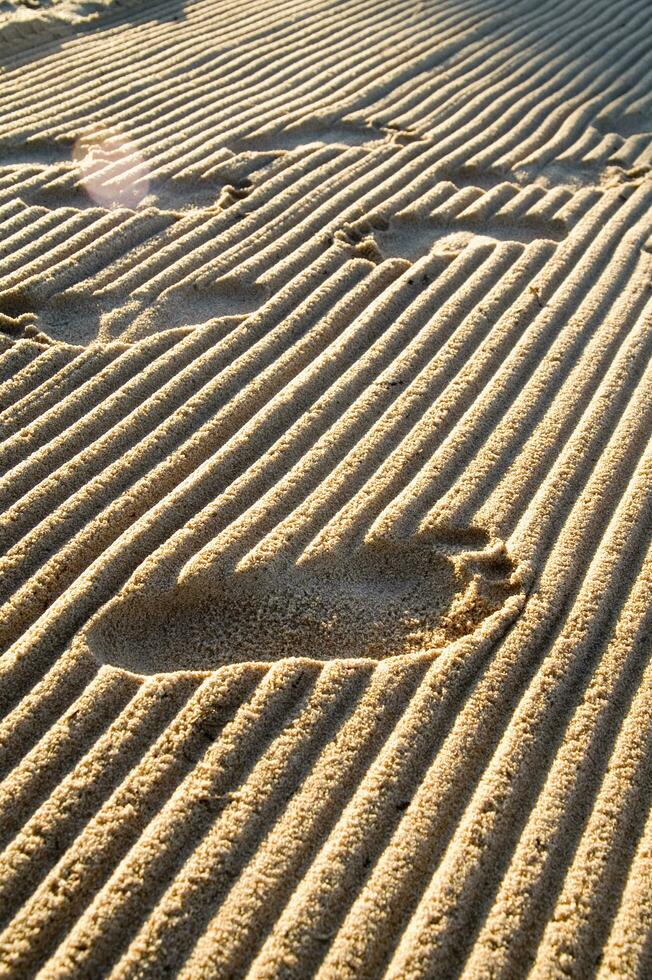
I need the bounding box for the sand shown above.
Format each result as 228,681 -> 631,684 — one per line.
0,0 -> 650,975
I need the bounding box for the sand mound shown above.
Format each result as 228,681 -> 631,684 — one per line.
0,0 -> 651,976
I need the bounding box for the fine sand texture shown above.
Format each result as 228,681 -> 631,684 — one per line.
0,0 -> 651,976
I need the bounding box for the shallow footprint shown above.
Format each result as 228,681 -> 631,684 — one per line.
86,532 -> 523,674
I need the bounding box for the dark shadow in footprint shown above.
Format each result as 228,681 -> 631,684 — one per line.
593,111 -> 652,140
145,278 -> 268,330
229,121 -> 388,154
25,297 -> 101,346
369,217 -> 564,263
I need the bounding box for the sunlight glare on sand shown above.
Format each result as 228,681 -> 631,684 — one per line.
72,127 -> 150,208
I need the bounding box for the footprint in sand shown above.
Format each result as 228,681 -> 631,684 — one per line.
85,530 -> 524,674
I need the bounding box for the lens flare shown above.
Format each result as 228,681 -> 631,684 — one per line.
73,127 -> 150,209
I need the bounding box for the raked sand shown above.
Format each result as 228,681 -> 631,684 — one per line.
0,0 -> 651,976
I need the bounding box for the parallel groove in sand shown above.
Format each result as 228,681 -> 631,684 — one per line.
0,0 -> 651,976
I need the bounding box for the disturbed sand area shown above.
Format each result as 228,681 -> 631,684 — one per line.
0,0 -> 651,976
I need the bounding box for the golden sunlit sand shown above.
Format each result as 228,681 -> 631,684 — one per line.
0,0 -> 650,976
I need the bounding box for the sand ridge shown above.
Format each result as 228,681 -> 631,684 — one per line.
0,0 -> 651,976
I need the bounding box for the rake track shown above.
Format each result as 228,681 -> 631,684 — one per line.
0,0 -> 651,976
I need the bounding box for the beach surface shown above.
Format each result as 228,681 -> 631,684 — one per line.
0,0 -> 651,975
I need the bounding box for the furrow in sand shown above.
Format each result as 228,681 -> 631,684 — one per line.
0,329 -> 184,487
408,0 -> 650,154
366,0 -> 616,152
199,155 -> 401,291
136,0 -> 612,165
117,660 -> 429,980
97,148 -> 304,299
0,209 -> 119,293
81,211 -> 213,301
273,243 -> 549,564
0,344 -> 125,439
473,272 -> 652,538
5,210 -> 176,308
0,0 -> 244,97
0,165 -> 67,207
0,0 -> 580,140
0,252 -> 371,581
0,0 -> 651,974
351,483 -> 648,978
0,340 -> 76,394
471,10 -> 652,169
161,149 -> 370,294
509,353 -> 652,572
132,193 -> 585,594
368,188 -> 637,542
89,0 -> 410,165
425,190 -> 651,532
0,0 -> 600,184
465,544 -> 652,979
381,449 -> 652,980
0,326 -> 212,509
0,663 -> 306,978
84,0 -> 481,178
248,146 -> 583,307
50,662 -> 376,978
0,208 -> 84,276
0,196 -> 32,222
245,371 -> 651,979
186,243 -> 515,576
199,516 -> 652,980
301,242 -> 575,550
0,342 -> 77,411
0,253 -> 388,696
0,647 -> 100,769
0,339 -> 44,386
0,673 -> 198,930
128,146 -> 344,301
0,0 -> 330,134
97,248 -> 464,600
352,0 -> 576,131
598,776 -> 652,978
